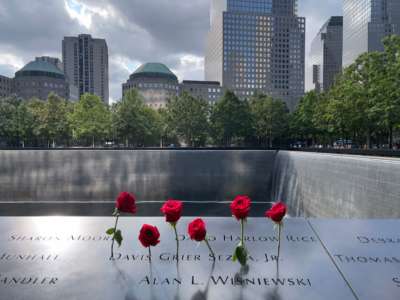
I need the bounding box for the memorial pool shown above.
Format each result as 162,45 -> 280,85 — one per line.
0,150 -> 399,299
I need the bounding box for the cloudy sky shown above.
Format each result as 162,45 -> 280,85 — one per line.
0,0 -> 342,103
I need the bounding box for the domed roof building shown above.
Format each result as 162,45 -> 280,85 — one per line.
14,57 -> 69,100
122,63 -> 179,108
129,63 -> 178,81
15,60 -> 65,79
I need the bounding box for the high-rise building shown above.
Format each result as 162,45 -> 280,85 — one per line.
205,0 -> 305,110
0,75 -> 13,98
310,16 -> 343,92
343,0 -> 400,67
62,34 -> 109,104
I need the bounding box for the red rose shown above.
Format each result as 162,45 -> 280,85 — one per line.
265,202 -> 287,223
115,192 -> 136,214
138,224 -> 160,248
188,218 -> 207,242
230,195 -> 251,220
160,199 -> 183,223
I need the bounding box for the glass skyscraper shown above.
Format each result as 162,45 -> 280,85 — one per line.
205,0 -> 305,110
343,0 -> 400,67
310,17 -> 343,92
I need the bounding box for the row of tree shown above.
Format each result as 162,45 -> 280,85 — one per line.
1,35 -> 399,149
292,35 -> 400,149
0,89 -> 291,148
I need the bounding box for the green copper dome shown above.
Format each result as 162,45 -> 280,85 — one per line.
15,60 -> 65,79
130,63 -> 178,81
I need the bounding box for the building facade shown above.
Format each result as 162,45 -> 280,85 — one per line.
310,16 -> 343,92
0,75 -> 13,98
14,58 -> 69,100
205,0 -> 305,110
62,34 -> 109,103
122,63 -> 179,109
180,80 -> 224,105
343,0 -> 400,67
122,63 -> 226,108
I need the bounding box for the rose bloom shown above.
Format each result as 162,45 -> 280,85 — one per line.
188,218 -> 207,242
230,195 -> 251,220
139,224 -> 160,248
265,202 -> 287,223
160,199 -> 183,223
115,192 -> 136,214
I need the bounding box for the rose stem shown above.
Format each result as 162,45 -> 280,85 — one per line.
240,219 -> 244,247
173,223 -> 179,261
205,238 -> 215,259
110,214 -> 120,258
277,222 -> 282,261
149,246 -> 152,262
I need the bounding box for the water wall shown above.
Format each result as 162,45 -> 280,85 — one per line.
0,150 -> 276,216
273,151 -> 400,218
0,149 -> 399,218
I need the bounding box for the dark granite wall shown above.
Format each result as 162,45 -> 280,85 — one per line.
272,151 -> 400,218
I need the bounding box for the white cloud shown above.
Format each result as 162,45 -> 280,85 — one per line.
64,0 -> 112,29
0,0 -> 344,103
0,53 -> 24,72
171,54 -> 204,82
108,55 -> 142,104
110,55 -> 141,75
64,0 -> 92,29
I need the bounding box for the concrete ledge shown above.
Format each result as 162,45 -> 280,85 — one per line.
0,201 -> 272,217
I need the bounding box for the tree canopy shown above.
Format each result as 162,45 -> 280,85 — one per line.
2,36 -> 400,149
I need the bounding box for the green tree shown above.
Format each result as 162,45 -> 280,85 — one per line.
250,94 -> 289,147
158,107 -> 177,147
291,91 -> 322,145
28,93 -> 72,147
112,89 -> 161,147
210,90 -> 252,146
45,93 -> 73,147
0,97 -> 36,147
0,97 -> 19,145
165,92 -> 209,147
320,53 -> 383,148
141,106 -> 163,146
69,93 -> 111,147
25,98 -> 46,146
378,35 -> 400,148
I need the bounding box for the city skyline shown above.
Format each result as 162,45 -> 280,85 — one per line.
0,0 -> 341,103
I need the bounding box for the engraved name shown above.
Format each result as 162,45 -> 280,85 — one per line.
137,275 -> 312,287
0,253 -> 58,261
357,236 -> 400,244
221,235 -> 316,243
8,235 -> 111,241
110,253 -> 277,263
0,275 -> 58,286
334,254 -> 400,264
